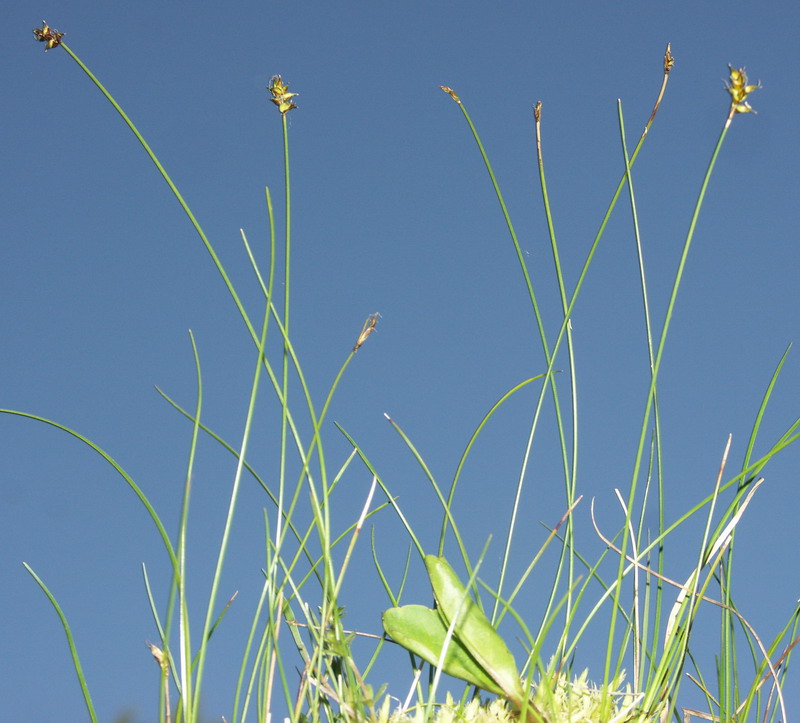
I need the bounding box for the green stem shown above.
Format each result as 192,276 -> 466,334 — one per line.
616,99 -> 667,695
278,113 -> 292,554
23,564 -> 98,723
177,331 -> 203,718
604,106 -> 736,691
446,98 -> 570,627
191,288 -> 272,718
532,102 -> 579,646
60,43 -> 257,348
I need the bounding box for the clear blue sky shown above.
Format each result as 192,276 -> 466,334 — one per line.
3,2 -> 799,721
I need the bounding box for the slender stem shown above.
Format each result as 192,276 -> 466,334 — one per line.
533,101 -> 580,645
616,99 -> 667,695
279,113 -> 292,553
60,43 -> 258,348
604,106 -> 735,691
23,564 -> 99,723
176,331 -> 203,719
191,293 -> 272,717
447,99 -> 571,626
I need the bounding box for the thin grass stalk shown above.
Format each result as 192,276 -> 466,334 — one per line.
240,168 -> 373,718
281,571 -> 326,720
661,528 -> 775,720
495,496 -> 583,626
278,111 -> 293,573
542,525 -> 637,648
245,185 -> 351,715
372,529 -> 412,609
502,578 -> 583,713
331,477 -> 378,600
439,372 -> 548,555
528,69 -> 675,653
720,343 -> 792,715
613,489 -> 642,690
55,61 -> 336,704
59,43 -> 259,356
245,585 -> 285,723
155,387 -> 326,590
589,481 -> 779,720
1,412 -> 178,567
441,49 -> 673,637
142,564 -> 176,722
238,578 -> 277,723
640,541 -> 655,693
60,43 -> 320,510
157,333 -> 347,612
241,245 -> 333,502
617,99 -> 667,694
277,455 -> 372,598
22,564 -> 98,723
561,506 -> 635,665
321,560 -> 380,723
387,414 -> 469,568
604,100 -> 738,700
739,610 -> 800,720
263,108 -> 327,718
657,439 -> 733,719
626,483 -> 785,721
532,99 -> 580,648
233,516 -> 275,723
267,344 -> 375,712
142,552 -> 179,696
336,425 -> 426,556
282,497 -> 390,607
440,91 -> 572,627
526,52 -> 674,652
635,441 -> 660,693
278,517 -> 361,718
191,294 -> 272,719
173,331 -> 204,720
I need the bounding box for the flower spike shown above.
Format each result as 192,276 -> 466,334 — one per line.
664,43 -> 675,74
268,75 -> 299,114
439,86 -> 461,104
726,64 -> 761,114
353,313 -> 380,352
33,21 -> 64,51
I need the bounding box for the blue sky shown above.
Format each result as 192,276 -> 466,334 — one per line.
3,2 -> 799,721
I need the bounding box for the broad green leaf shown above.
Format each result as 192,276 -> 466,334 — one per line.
382,604 -> 503,695
425,555 -> 527,707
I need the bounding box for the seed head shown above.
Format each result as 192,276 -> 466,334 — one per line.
726,65 -> 760,114
268,75 -> 299,114
33,21 -> 64,51
439,86 -> 461,104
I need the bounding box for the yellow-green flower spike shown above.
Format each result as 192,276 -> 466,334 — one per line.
33,21 -> 64,51
726,64 -> 760,114
268,75 -> 298,114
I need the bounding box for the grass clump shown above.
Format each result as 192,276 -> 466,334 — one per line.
9,22 -> 798,723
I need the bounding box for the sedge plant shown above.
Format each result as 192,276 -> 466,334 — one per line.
7,23 -> 799,723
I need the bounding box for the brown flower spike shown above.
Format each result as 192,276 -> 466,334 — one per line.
439,86 -> 461,104
353,313 -> 380,352
663,43 -> 675,74
33,21 -> 64,51
268,75 -> 299,114
726,65 -> 760,114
